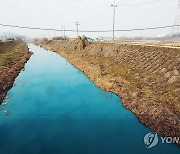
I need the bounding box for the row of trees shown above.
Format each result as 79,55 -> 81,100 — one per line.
43,36 -> 69,42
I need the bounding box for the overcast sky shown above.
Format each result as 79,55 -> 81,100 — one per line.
0,0 -> 178,38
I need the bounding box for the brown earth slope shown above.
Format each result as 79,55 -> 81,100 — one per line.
0,41 -> 32,103
36,39 -> 180,144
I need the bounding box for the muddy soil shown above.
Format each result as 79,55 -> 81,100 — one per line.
0,41 -> 32,103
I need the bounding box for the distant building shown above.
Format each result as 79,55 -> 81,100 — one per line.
6,38 -> 15,41
86,37 -> 94,42
95,37 -> 104,42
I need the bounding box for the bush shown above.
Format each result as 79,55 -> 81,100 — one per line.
43,38 -> 48,41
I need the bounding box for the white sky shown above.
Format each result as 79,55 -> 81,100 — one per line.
0,0 -> 178,38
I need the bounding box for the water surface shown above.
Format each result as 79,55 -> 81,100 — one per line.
0,44 -> 179,154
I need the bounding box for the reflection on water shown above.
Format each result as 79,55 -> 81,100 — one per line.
0,44 -> 179,154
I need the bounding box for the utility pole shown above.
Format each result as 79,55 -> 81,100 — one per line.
61,25 -> 66,39
54,30 -> 56,38
63,27 -> 66,39
4,33 -> 6,40
48,31 -> 50,40
111,1 -> 117,42
172,0 -> 180,35
75,21 -> 80,37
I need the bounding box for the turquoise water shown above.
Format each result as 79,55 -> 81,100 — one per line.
0,44 -> 179,154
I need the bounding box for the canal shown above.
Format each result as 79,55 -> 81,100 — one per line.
0,44 -> 179,154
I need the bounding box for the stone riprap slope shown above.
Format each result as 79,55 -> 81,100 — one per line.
36,40 -> 180,144
87,43 -> 180,107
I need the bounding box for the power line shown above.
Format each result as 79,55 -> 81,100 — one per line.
0,23 -> 179,33
0,23 -> 71,32
115,25 -> 180,32
118,0 -> 175,6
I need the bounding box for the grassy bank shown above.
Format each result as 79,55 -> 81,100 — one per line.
0,41 -> 32,103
